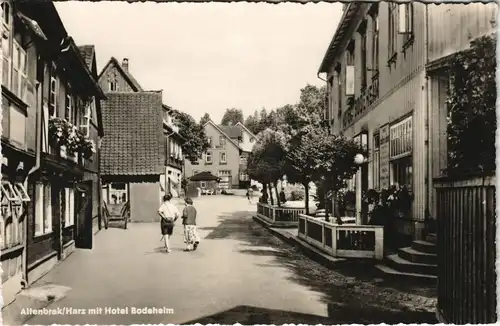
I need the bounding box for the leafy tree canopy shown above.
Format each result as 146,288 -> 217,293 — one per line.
199,113 -> 211,125
446,34 -> 496,176
171,109 -> 210,163
221,108 -> 244,126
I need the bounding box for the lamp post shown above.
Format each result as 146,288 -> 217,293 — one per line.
353,153 -> 366,225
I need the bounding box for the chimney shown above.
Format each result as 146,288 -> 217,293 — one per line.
122,58 -> 129,72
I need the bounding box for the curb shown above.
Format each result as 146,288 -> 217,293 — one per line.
252,215 -> 348,270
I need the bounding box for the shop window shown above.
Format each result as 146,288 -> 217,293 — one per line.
63,188 -> 75,227
35,183 -> 52,236
390,156 -> 413,190
389,116 -> 413,190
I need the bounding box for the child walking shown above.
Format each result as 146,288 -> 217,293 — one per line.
158,193 -> 180,253
182,197 -> 200,251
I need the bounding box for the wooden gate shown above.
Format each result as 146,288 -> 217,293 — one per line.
75,180 -> 93,249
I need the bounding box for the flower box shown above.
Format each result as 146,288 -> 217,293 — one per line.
48,118 -> 95,161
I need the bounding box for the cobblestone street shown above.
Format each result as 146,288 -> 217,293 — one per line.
19,196 -> 436,325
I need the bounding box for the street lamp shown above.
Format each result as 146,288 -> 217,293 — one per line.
354,153 -> 365,165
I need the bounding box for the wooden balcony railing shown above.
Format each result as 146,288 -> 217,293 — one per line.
256,202 -> 306,227
342,73 -> 380,129
297,214 -> 384,259
434,175 -> 496,324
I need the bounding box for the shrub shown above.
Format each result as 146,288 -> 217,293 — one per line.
288,189 -> 305,201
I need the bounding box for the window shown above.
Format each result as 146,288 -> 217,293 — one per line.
207,137 -> 212,147
390,116 -> 413,190
345,44 -> 355,96
108,73 -> 117,91
12,40 -> 27,101
80,102 -> 92,138
239,172 -> 249,181
239,156 -> 247,165
390,116 -> 412,158
13,183 -> 30,201
205,151 -> 212,164
2,1 -> 11,88
220,152 -> 227,164
219,136 -> 226,146
1,181 -> 27,250
49,71 -> 58,117
35,183 -> 52,236
250,138 -> 254,143
372,10 -> 379,72
65,93 -> 72,122
336,68 -> 342,113
388,3 -> 398,57
218,170 -> 231,176
372,134 -> 380,190
390,156 -> 413,190
63,188 -> 75,227
200,181 -> 206,189
399,3 -> 414,46
2,1 -> 11,27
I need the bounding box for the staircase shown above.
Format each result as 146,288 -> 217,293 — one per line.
376,234 -> 437,280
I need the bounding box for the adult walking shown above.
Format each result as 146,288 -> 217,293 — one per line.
158,193 -> 180,253
181,197 -> 200,251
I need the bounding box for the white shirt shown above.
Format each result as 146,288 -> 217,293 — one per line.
158,201 -> 180,220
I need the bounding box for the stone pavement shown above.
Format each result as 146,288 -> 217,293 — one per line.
4,195 -> 437,325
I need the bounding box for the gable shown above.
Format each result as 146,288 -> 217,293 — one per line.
97,57 -> 143,93
204,121 -> 241,151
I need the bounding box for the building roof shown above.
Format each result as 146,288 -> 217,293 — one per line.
218,125 -> 243,139
204,120 -> 242,151
235,122 -> 258,139
100,92 -> 165,176
78,45 -> 94,70
98,57 -> 144,92
318,3 -> 362,74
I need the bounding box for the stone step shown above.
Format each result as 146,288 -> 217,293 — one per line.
375,264 -> 437,281
427,233 -> 437,244
386,254 -> 437,276
398,247 -> 438,265
412,240 -> 437,254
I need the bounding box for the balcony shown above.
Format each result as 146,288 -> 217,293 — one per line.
342,73 -> 380,129
163,114 -> 179,133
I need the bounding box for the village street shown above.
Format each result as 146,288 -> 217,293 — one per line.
12,194 -> 437,325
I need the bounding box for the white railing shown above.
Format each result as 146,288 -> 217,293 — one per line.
297,214 -> 384,260
256,202 -> 305,227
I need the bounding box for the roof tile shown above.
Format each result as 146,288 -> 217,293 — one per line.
100,92 -> 165,176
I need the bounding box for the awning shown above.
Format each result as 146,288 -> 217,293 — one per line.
17,12 -> 47,41
190,171 -> 220,182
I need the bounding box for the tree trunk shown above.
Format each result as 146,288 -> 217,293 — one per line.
274,182 -> 281,207
303,182 -> 310,215
262,182 -> 268,203
268,183 -> 274,206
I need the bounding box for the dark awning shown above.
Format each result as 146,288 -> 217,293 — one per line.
189,171 -> 220,182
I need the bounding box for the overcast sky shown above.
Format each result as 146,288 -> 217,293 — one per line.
55,2 -> 342,123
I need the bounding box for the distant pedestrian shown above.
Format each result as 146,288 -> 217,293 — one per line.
279,189 -> 287,204
182,197 -> 200,251
158,193 -> 180,253
246,188 -> 251,202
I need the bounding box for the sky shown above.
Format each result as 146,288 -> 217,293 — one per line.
54,2 -> 343,123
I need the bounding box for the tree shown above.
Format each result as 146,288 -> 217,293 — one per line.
285,125 -> 326,214
199,113 -> 211,125
171,109 -> 210,163
244,110 -> 260,135
220,108 -> 244,126
295,84 -> 327,129
446,34 -> 496,176
313,134 -> 367,222
247,128 -> 288,206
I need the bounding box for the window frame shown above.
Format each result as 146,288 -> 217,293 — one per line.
399,3 -> 415,49
207,136 -> 212,147
34,183 -> 53,237
388,2 -> 398,63
80,102 -> 92,138
49,73 -> 58,118
1,1 -> 11,90
205,151 -> 212,164
13,183 -> 30,202
11,39 -> 27,101
345,43 -> 355,96
220,151 -> 227,164
1,181 -> 20,201
219,135 -> 226,146
64,188 -> 75,228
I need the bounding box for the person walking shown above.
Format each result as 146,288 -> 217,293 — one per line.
181,197 -> 200,251
246,188 -> 251,203
158,193 -> 180,253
